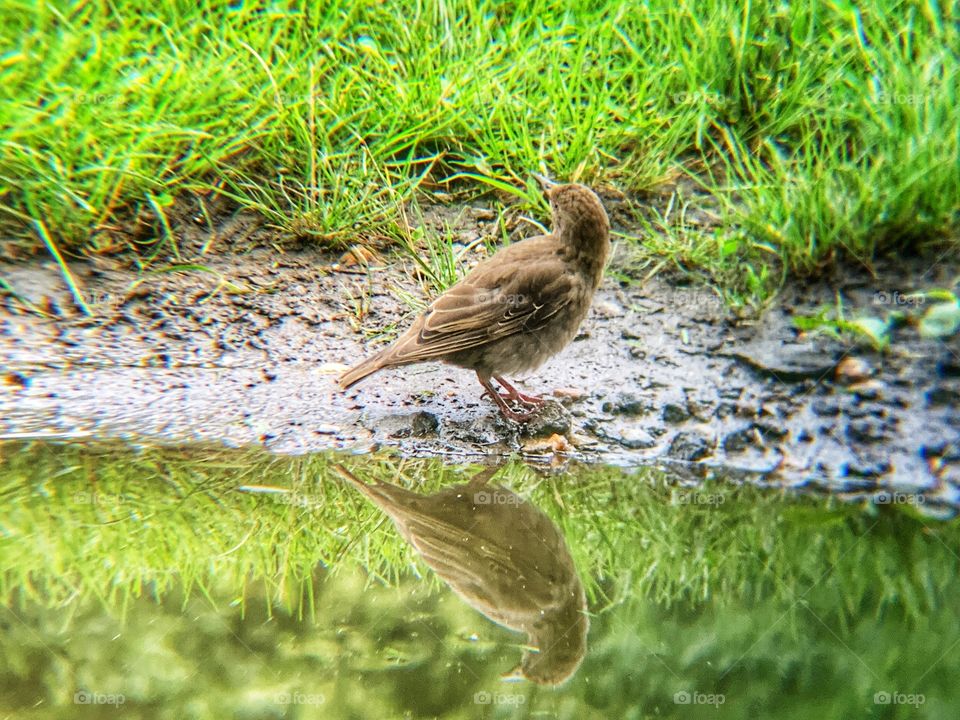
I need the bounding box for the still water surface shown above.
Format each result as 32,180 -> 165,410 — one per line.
1,441 -> 957,718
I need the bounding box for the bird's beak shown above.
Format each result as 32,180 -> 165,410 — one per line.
533,173 -> 557,193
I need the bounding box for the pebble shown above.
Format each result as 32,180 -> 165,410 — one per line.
835,356 -> 872,384
927,384 -> 960,406
667,431 -> 713,461
602,394 -> 653,416
812,399 -> 840,417
846,418 -> 886,444
551,387 -> 586,400
847,379 -> 883,399
614,427 -> 657,449
662,402 -> 690,424
723,427 -> 756,453
520,403 -> 572,438
754,421 -> 788,440
522,433 -> 573,454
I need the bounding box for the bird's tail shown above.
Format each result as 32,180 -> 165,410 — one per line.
338,351 -> 389,389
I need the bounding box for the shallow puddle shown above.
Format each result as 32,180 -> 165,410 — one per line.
1,440 -> 958,718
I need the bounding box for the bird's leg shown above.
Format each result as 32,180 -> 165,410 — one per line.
476,372 -> 539,423
494,376 -> 546,408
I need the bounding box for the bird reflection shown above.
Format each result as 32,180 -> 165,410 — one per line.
334,464 -> 588,685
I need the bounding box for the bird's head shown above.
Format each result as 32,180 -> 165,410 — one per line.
541,181 -> 610,261
501,599 -> 590,686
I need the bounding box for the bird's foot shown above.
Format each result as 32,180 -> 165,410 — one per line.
493,376 -> 546,408
496,404 -> 541,423
481,388 -> 544,410
478,374 -> 543,424
480,389 -> 539,418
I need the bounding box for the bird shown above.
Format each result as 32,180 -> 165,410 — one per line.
338,179 -> 611,422
333,463 -> 589,685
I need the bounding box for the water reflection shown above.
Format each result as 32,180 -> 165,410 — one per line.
335,464 -> 588,685
5,441 -> 960,718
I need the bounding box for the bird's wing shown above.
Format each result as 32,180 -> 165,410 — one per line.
384,254 -> 575,364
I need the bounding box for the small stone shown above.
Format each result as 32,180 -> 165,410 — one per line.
712,402 -> 734,419
3,372 -> 29,389
603,394 -> 653,416
927,384 -> 960,406
319,362 -> 352,375
410,411 -> 439,437
522,433 -> 573,454
338,245 -> 379,267
667,431 -> 713,461
937,355 -> 960,378
845,403 -> 877,419
735,402 -> 758,419
723,428 -> 756,453
614,427 -> 657,449
593,300 -> 623,318
846,418 -> 886,443
551,387 -> 586,400
847,379 -> 883,400
719,386 -> 743,400
842,459 -> 891,478
687,399 -> 715,421
662,403 -> 690,424
520,402 -> 571,438
754,421 -> 788,440
835,356 -> 872,385
812,399 -> 840,417
374,411 -> 439,439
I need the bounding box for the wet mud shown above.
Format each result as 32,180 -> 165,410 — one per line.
2,201 -> 958,510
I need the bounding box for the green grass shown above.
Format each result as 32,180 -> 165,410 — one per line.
791,281 -> 960,351
2,1 -> 958,303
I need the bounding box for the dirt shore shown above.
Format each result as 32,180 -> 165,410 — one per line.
2,202 -> 958,512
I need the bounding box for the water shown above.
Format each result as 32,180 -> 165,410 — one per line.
1,440 -> 957,718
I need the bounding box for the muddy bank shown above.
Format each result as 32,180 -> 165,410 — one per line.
1,204 -> 958,509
